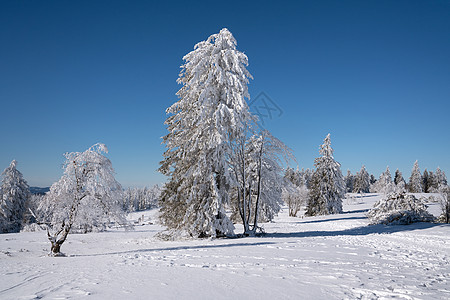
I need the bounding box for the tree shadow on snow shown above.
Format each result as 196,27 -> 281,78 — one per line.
264,222 -> 447,239
70,241 -> 276,258
297,216 -> 368,225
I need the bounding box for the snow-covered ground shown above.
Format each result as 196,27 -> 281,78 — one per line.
1,194 -> 449,299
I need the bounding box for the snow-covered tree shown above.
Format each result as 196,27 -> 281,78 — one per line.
422,169 -> 430,193
300,168 -> 313,189
229,130 -> 294,235
344,170 -> 354,193
353,165 -> 370,193
371,166 -> 394,194
0,160 -> 30,233
430,167 -> 448,192
283,184 -> 308,217
283,166 -> 308,217
41,143 -> 127,255
159,28 -> 253,238
393,169 -> 406,192
394,169 -> 405,186
305,134 -> 345,216
284,167 -> 301,187
283,166 -> 308,218
438,185 -> 450,223
408,160 -> 423,193
367,191 -> 435,225
369,174 -> 377,185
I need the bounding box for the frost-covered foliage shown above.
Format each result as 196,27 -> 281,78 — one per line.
41,143 -> 127,255
283,168 -> 308,217
306,134 -> 345,216
367,192 -> 435,225
370,166 -> 394,194
353,165 -> 370,193
0,160 -> 30,233
428,167 -> 448,193
282,184 -> 308,217
438,185 -> 450,223
159,28 -> 253,238
422,169 -> 431,193
122,185 -> 161,212
299,168 -> 313,189
408,160 -> 423,193
22,194 -> 44,228
344,170 -> 354,193
284,168 -> 301,186
394,169 -> 406,186
229,131 -> 294,234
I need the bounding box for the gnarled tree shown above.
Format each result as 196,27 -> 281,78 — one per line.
41,143 -> 126,255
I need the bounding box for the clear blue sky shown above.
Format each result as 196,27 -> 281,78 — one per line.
1,0 -> 449,187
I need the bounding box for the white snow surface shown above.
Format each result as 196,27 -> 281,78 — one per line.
1,194 -> 449,299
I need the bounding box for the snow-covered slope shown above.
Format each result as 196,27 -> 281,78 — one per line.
1,194 -> 449,299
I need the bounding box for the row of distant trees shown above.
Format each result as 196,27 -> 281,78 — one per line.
285,162 -> 447,197
343,162 -> 447,195
282,134 -> 449,223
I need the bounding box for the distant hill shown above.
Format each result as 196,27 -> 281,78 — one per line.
29,187 -> 50,195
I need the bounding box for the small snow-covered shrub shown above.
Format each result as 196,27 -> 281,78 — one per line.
367,192 -> 435,225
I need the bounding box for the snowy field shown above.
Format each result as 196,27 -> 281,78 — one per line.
1,194 -> 449,299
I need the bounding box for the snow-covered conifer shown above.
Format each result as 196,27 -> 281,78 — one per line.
305,134 -> 345,216
159,28 -> 253,238
394,169 -> 405,186
370,174 -> 377,185
353,165 -> 370,193
300,168 -> 313,189
0,160 -> 30,233
367,192 -> 434,225
434,167 -> 448,191
423,169 -> 430,193
41,143 -> 127,255
344,170 -> 354,193
371,166 -> 394,194
408,161 -> 423,193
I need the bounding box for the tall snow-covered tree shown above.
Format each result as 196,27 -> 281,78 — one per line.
41,143 -> 126,255
353,165 -> 370,193
0,160 -> 30,233
159,28 -> 253,238
306,134 -> 345,216
408,160 -> 423,193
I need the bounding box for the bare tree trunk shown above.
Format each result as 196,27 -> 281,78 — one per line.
47,161 -> 84,256
252,136 -> 264,234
